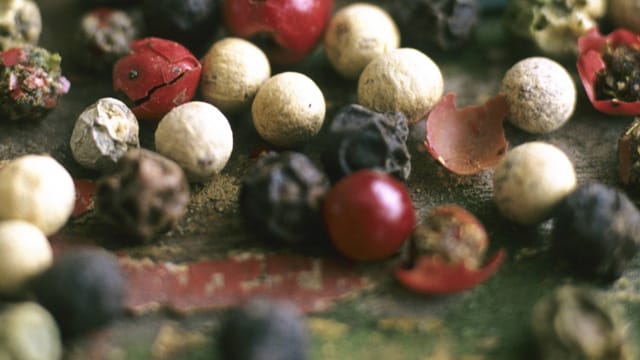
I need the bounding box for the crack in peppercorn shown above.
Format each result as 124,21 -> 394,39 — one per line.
131,71 -> 186,107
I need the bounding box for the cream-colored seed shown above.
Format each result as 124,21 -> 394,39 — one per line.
0,302 -> 62,360
358,48 -> 443,124
252,72 -> 326,148
0,220 -> 52,296
324,3 -> 400,79
0,155 -> 75,235
200,37 -> 271,113
493,142 -> 577,225
155,101 -> 233,182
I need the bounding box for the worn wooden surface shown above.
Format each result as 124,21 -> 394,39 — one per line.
2,0 -> 640,359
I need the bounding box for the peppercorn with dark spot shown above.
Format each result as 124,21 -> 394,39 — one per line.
30,249 -> 126,340
96,148 -> 190,242
240,152 -> 329,246
321,104 -> 411,183
552,183 -> 640,281
218,297 -> 309,360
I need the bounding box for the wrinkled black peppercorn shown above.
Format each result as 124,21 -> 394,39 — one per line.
96,148 -> 190,242
552,183 -> 640,280
30,249 -> 126,340
218,297 -> 308,360
240,152 -> 329,246
321,104 -> 411,183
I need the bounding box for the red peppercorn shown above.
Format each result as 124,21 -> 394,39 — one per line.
323,170 -> 415,261
113,37 -> 201,121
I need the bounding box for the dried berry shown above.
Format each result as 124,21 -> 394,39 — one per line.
0,46 -> 70,121
595,45 -> 640,103
240,152 -> 329,246
31,249 -> 126,340
0,302 -> 62,360
96,148 -> 190,242
321,104 -> 410,183
552,183 -> 640,280
218,297 -> 309,360
532,286 -> 630,359
0,0 -> 41,51
70,97 -> 140,172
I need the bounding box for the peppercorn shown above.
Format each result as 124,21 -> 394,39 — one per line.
321,104 -> 410,183
501,57 -> 576,134
551,183 -> 640,280
30,249 -> 126,340
532,286 -> 630,360
493,142 -> 576,225
155,101 -> 234,182
142,0 -> 219,52
96,148 -> 190,242
0,154 -> 76,236
0,302 -> 62,360
594,45 -> 640,103
70,97 -> 140,172
324,3 -> 400,79
0,220 -> 52,298
200,37 -> 271,114
0,46 -> 70,121
252,72 -> 326,148
239,151 -> 329,246
0,0 -> 41,51
218,297 -> 309,360
76,8 -> 138,73
358,48 -> 443,125
619,118 -> 640,187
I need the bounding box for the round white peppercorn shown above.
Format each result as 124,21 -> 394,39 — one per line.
501,57 -> 576,134
155,101 -> 233,182
493,142 -> 577,225
70,97 -> 139,172
252,72 -> 326,148
0,155 -> 75,235
200,37 -> 271,114
324,3 -> 400,79
358,48 -> 443,124
0,0 -> 41,51
0,220 -> 52,296
0,302 -> 62,360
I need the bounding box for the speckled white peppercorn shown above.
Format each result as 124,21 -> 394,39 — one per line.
70,97 -> 139,172
252,72 -> 326,148
324,3 -> 400,79
493,142 -> 576,225
0,155 -> 75,235
0,220 -> 52,296
0,302 -> 62,360
200,37 -> 271,114
155,101 -> 233,182
358,48 -> 443,124
501,57 -> 576,134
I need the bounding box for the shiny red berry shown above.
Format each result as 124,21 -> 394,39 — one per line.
323,170 -> 415,261
113,37 -> 201,121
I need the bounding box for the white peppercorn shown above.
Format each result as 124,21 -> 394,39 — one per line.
0,0 -> 41,50
501,57 -> 576,134
155,101 -> 233,182
70,97 -> 140,172
252,72 -> 326,148
358,48 -> 443,124
0,155 -> 75,235
0,220 -> 52,297
493,142 -> 576,225
324,3 -> 400,79
0,302 -> 62,360
200,37 -> 271,114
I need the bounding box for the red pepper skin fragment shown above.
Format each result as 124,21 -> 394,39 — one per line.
577,27 -> 640,115
72,179 -> 96,217
394,249 -> 505,294
425,93 -> 508,175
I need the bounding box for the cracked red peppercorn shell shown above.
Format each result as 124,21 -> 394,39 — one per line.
323,170 -> 415,261
113,37 -> 201,121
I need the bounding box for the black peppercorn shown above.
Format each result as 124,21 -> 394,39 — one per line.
552,183 -> 640,280
321,104 -> 411,183
239,152 -> 329,246
218,297 -> 309,360
30,249 -> 126,340
96,148 -> 190,242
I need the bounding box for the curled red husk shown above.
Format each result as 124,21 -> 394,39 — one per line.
577,27 -> 640,115
425,93 -> 508,175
